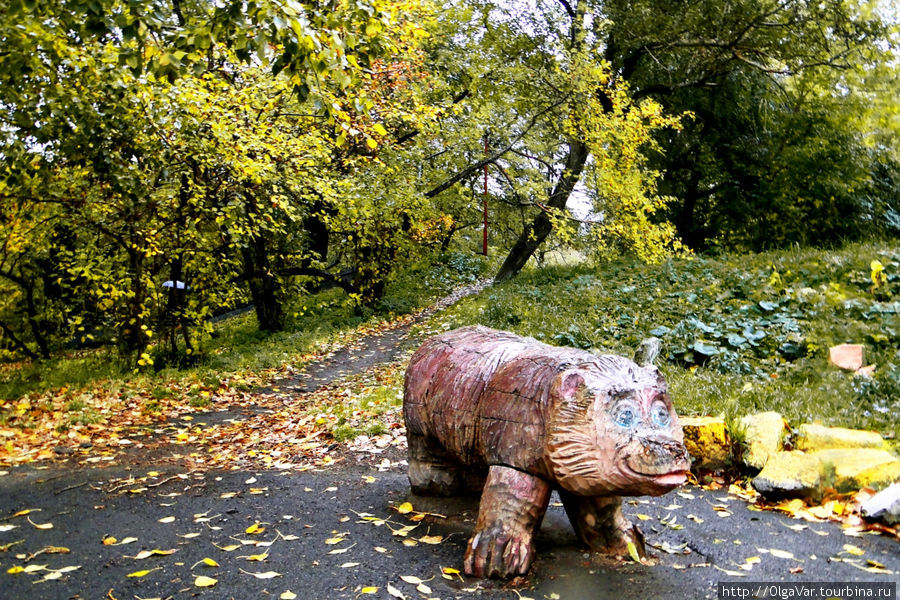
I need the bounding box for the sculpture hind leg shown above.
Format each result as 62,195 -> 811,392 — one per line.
464,465 -> 551,578
407,431 -> 467,496
559,492 -> 646,558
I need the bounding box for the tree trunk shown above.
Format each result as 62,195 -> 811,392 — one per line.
242,237 -> 286,332
494,139 -> 590,282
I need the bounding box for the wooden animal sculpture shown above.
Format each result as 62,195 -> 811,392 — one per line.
403,326 -> 689,578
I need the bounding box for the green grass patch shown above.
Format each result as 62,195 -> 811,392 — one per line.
434,241 -> 900,438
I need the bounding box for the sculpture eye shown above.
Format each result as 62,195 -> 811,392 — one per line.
613,403 -> 638,428
650,402 -> 671,428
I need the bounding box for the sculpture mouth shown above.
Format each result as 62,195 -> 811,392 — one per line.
622,462 -> 689,488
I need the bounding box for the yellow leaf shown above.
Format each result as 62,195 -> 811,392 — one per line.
126,568 -> 160,578
158,516 -> 175,524
339,562 -> 359,568
626,541 -> 641,563
192,557 -> 219,568
243,551 -> 269,561
281,592 -> 298,600
373,123 -> 388,136
396,502 -> 413,514
195,575 -> 218,587
246,522 -> 264,535
843,544 -> 865,556
12,509 -> 37,517
418,535 -> 443,545
7,566 -> 25,574
402,538 -> 418,547
635,514 -> 652,521
213,543 -> 240,552
360,587 -> 378,595
365,138 -> 378,150
768,548 -> 797,560
325,537 -> 345,545
102,536 -> 117,545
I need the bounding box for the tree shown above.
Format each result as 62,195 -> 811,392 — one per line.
417,0 -> 897,279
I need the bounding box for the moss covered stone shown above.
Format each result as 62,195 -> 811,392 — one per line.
751,451 -> 824,500
739,412 -> 786,470
681,416 -> 730,469
794,423 -> 884,452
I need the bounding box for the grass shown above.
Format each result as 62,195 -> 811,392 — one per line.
431,241 -> 900,440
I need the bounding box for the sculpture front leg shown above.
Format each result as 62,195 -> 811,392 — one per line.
559,492 -> 646,558
464,465 -> 551,578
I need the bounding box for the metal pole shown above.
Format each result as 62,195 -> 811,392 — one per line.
483,136 -> 488,256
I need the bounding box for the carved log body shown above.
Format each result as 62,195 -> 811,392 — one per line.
403,325 -> 690,578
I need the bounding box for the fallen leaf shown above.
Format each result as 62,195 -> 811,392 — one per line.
400,575 -> 425,584
158,516 -> 175,524
280,592 -> 297,600
245,522 -> 265,535
396,502 -> 413,514
27,516 -> 53,530
24,564 -> 48,573
359,587 -> 378,595
0,525 -> 17,532
194,575 -> 218,587
418,535 -> 443,545
339,562 -> 359,568
191,558 -> 219,568
213,543 -> 240,552
178,532 -> 201,539
843,544 -> 865,556
768,548 -> 798,560
417,583 -> 432,595
325,536 -> 346,545
240,569 -> 282,579
635,514 -> 652,521
7,565 -> 25,574
626,541 -> 641,563
387,583 -> 406,599
241,551 -> 270,562
126,568 -> 160,578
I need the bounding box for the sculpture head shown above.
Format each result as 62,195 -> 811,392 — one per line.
546,356 -> 690,497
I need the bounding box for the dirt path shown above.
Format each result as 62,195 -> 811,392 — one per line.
276,279 -> 490,395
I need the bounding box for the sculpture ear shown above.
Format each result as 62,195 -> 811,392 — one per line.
559,371 -> 585,400
644,365 -> 667,390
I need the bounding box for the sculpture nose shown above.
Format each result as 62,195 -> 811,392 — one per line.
628,436 -> 691,475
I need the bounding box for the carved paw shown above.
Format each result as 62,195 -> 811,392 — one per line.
464,526 -> 535,578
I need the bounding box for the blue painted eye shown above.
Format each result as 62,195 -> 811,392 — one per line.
614,403 -> 638,428
651,402 -> 671,428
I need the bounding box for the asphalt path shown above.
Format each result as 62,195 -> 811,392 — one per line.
1,460 -> 897,600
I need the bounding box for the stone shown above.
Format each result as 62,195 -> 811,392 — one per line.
403,325 -> 690,578
860,482 -> 900,525
794,423 -> 884,452
680,416 -> 730,469
751,451 -> 824,500
812,448 -> 899,492
850,460 -> 900,491
828,344 -> 865,371
738,412 -> 786,470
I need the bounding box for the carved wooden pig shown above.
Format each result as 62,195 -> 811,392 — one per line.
403,325 -> 689,578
